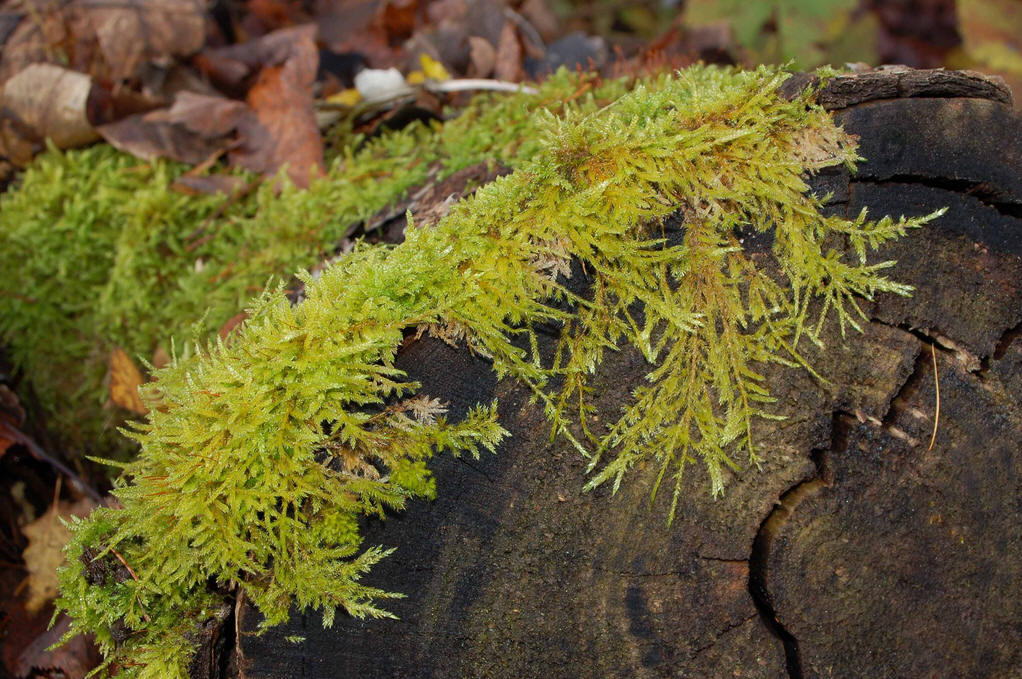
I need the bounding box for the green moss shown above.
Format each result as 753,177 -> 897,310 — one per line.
0,70 -> 616,455
49,65 -> 940,677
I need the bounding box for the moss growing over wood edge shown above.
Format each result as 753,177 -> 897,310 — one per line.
55,65 -> 941,678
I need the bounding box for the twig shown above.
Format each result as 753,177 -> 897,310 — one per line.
110,547 -> 139,581
0,420 -> 102,503
110,547 -> 151,623
426,79 -> 538,96
928,343 -> 940,451
317,78 -> 539,113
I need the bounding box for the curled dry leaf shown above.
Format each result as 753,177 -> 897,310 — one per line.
493,21 -> 524,82
109,347 -> 147,415
0,63 -> 100,150
22,497 -> 97,613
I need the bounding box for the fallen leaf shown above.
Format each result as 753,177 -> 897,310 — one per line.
0,63 -> 100,152
326,88 -> 363,107
98,91 -> 247,165
0,384 -> 25,459
109,347 -> 147,415
21,497 -> 96,613
377,0 -> 419,46
0,113 -> 38,166
14,614 -> 101,679
198,24 -> 318,91
66,0 -> 206,82
315,0 -> 395,68
218,311 -> 248,342
0,0 -> 205,86
232,63 -> 324,187
467,36 -> 496,78
419,53 -> 451,80
493,21 -> 524,83
245,0 -> 310,34
200,26 -> 324,186
519,0 -> 559,42
1,596 -> 53,676
0,8 -> 70,88
151,346 -> 171,370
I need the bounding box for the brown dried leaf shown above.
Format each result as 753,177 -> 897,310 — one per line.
21,498 -> 96,613
493,21 -> 523,83
230,52 -> 324,184
467,35 -> 495,78
0,384 -> 25,459
198,24 -> 317,90
218,311 -> 248,342
0,5 -> 69,88
65,0 -> 206,82
377,0 -> 419,46
151,346 -> 171,370
519,0 -> 559,42
109,347 -> 147,415
0,63 -> 100,150
197,26 -> 323,185
97,91 -> 247,165
13,614 -> 101,679
0,0 -> 205,87
315,0 -> 395,67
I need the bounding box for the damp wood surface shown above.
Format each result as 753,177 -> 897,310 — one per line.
226,70 -> 1022,679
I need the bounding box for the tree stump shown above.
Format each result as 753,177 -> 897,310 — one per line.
227,69 -> 1022,678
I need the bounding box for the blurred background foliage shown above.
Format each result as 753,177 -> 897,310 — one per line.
554,0 -> 1021,97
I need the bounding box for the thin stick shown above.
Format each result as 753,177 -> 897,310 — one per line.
110,547 -> 151,623
928,343 -> 940,451
110,547 -> 139,582
0,420 -> 102,503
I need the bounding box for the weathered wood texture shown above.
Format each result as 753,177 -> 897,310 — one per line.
229,70 -> 1022,678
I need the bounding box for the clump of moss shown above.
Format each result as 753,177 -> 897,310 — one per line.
0,70 -> 621,456
54,65 -> 939,678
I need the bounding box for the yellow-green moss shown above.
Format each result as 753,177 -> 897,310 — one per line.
52,65 -> 940,678
0,70 -> 623,456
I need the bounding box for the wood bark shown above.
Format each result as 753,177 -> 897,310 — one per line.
213,69 -> 1021,678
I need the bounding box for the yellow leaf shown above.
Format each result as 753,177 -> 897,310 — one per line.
22,498 -> 95,612
406,70 -> 426,85
326,88 -> 362,107
419,53 -> 450,81
109,347 -> 147,414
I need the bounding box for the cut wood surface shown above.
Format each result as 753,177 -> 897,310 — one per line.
227,70 -> 1022,679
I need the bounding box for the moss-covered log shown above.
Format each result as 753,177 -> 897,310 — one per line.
232,69 -> 1022,679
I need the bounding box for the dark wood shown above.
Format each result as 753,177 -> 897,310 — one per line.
226,71 -> 1022,678
818,66 -> 1013,110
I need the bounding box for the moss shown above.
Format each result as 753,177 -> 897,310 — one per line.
48,65 -> 941,677
0,70 -> 616,456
